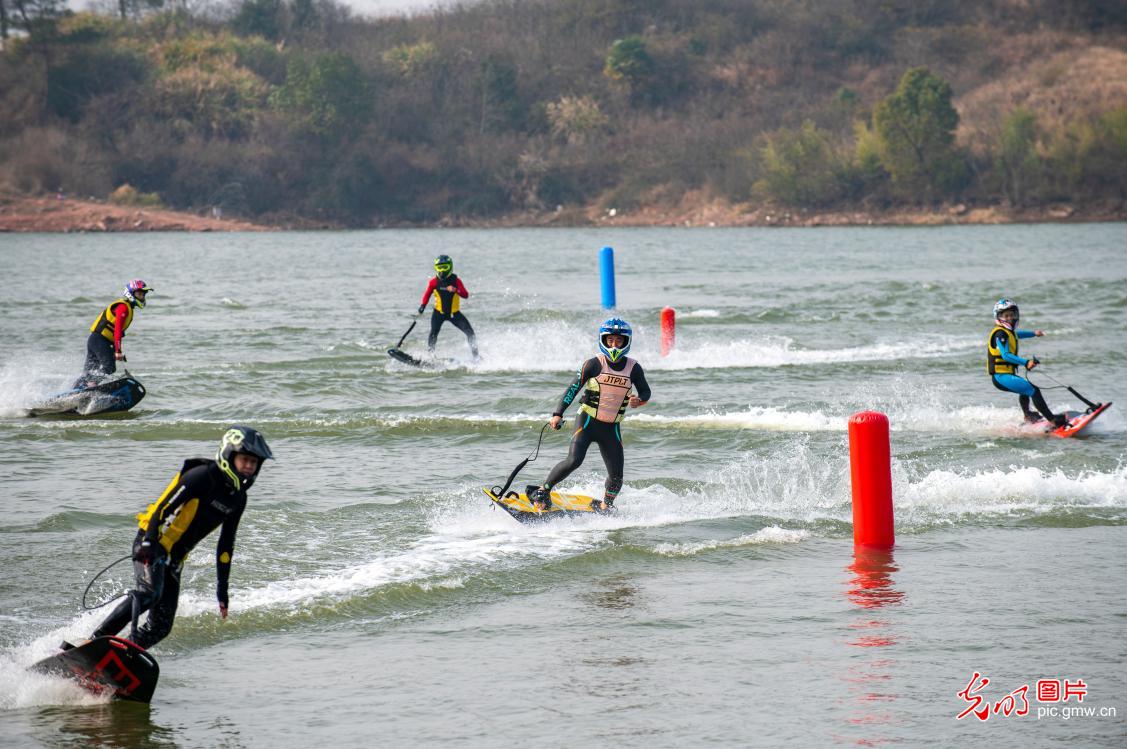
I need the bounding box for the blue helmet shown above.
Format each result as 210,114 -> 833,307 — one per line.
598,318 -> 632,362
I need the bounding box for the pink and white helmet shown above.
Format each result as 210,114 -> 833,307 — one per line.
123,279 -> 153,308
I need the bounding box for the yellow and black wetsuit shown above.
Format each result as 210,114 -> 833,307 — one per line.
91,459 -> 247,649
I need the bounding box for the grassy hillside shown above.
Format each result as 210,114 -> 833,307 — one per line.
0,0 -> 1124,225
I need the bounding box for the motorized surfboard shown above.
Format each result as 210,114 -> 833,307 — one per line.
1019,402 -> 1111,438
30,636 -> 159,703
27,375 -> 146,417
483,486 -> 604,523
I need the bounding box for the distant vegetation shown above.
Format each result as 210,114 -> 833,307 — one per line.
0,0 -> 1124,224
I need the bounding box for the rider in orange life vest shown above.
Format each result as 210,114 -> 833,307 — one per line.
530,318 -> 651,512
76,280 -> 152,388
87,427 -> 273,651
417,254 -> 478,359
987,298 -> 1066,427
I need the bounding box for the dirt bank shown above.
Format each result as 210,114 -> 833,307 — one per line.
2,192 -> 1122,232
0,195 -> 269,232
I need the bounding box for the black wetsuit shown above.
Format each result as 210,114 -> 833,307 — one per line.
543,356 -> 651,503
429,310 -> 477,357
92,459 -> 248,649
78,333 -> 116,384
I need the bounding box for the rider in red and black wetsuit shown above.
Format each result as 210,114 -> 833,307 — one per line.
76,280 -> 152,387
418,255 -> 478,359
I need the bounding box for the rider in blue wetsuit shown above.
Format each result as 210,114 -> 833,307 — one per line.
987,298 -> 1066,427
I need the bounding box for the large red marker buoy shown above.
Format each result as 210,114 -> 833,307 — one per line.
848,411 -> 894,548
660,307 -> 675,356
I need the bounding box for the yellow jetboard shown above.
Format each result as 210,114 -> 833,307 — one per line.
483,487 -> 601,523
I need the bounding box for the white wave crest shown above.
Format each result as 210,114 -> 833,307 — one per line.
652,526 -> 810,557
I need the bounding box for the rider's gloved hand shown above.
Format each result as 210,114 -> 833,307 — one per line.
133,540 -> 162,565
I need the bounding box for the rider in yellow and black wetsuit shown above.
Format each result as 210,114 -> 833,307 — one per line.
531,318 -> 651,512
89,427 -> 273,650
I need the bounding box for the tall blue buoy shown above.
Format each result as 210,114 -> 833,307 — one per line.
600,246 -> 616,309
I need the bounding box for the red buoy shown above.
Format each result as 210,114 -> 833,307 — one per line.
660,307 -> 675,356
848,411 -> 894,548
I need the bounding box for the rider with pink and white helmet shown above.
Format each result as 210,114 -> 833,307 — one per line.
75,280 -> 153,387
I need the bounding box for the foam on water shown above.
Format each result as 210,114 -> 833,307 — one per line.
0,609 -> 125,708
0,652 -> 110,708
375,319 -> 980,373
171,516 -> 609,618
652,527 -> 811,556
896,463 -> 1127,526
647,333 -> 978,370
0,354 -> 77,417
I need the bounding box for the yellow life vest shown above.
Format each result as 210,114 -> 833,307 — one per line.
432,273 -> 461,315
137,471 -> 200,555
986,325 -> 1019,375
90,299 -> 134,342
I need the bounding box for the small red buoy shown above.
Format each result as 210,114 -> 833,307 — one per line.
848,411 -> 894,548
660,307 -> 675,356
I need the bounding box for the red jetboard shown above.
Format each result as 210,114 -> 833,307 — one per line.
1021,402 -> 1112,438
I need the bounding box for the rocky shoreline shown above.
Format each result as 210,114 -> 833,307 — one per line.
1,193 -> 1122,232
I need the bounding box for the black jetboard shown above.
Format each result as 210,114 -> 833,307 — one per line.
28,375 -> 145,417
387,347 -> 430,368
30,636 -> 159,703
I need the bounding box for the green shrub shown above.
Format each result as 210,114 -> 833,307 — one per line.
755,120 -> 846,206
995,108 -> 1041,206
873,67 -> 967,201
109,183 -> 161,206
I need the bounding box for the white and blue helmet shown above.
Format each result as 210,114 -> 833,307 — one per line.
993,298 -> 1019,326
598,318 -> 632,363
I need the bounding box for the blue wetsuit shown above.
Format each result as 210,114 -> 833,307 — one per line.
989,327 -> 1058,423
991,329 -> 1038,396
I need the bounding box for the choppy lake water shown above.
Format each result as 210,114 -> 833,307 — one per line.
1,225 -> 1125,747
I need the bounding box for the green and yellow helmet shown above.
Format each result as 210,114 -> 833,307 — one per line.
216,426 -> 274,491
434,255 -> 453,279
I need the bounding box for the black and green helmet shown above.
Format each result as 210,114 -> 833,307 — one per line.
434,255 -> 453,279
